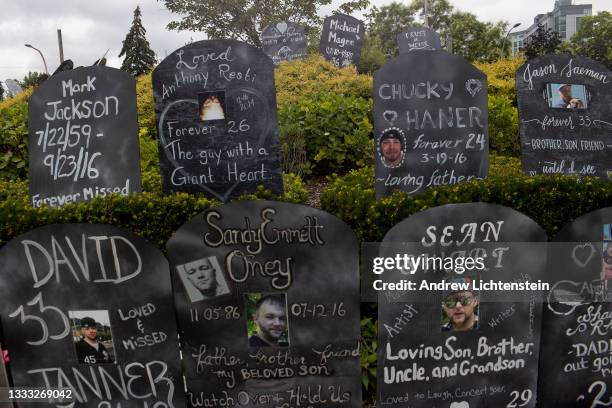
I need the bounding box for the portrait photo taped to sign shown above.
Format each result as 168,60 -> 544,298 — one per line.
166,200 -> 362,408
374,51 -> 489,198
0,224 -> 185,408
152,40 -> 283,202
539,207 -> 612,407
261,21 -> 308,66
516,54 -> 612,178
377,203 -> 547,407
28,66 -> 141,209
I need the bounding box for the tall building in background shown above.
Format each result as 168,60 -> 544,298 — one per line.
510,0 -> 592,54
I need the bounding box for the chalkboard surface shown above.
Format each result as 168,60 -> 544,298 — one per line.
261,21 -> 308,66
319,14 -> 364,68
539,208 -> 612,407
28,66 -> 141,208
516,54 -> 612,178
378,203 -> 546,407
397,27 -> 442,54
0,224 -> 185,407
166,200 -> 362,408
152,40 -> 283,201
373,51 -> 489,198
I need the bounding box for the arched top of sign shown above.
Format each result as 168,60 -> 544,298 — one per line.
382,203 -> 547,243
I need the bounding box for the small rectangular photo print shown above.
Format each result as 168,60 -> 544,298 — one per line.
546,83 -> 588,109
69,310 -> 116,364
245,293 -> 289,347
441,276 -> 480,332
176,256 -> 231,302
198,91 -> 227,123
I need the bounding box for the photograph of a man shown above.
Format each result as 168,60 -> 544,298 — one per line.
441,278 -> 479,332
72,315 -> 114,364
378,128 -> 405,168
177,256 -> 230,302
247,294 -> 289,347
549,84 -> 586,109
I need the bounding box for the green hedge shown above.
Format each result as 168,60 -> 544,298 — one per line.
279,92 -> 373,176
320,156 -> 612,242
0,172 -> 308,248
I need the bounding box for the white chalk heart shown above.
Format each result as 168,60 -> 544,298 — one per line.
450,402 -> 469,408
571,243 -> 595,268
276,22 -> 288,34
383,110 -> 397,125
465,78 -> 482,97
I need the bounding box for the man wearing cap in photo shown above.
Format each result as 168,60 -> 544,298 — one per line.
379,128 -> 404,168
441,277 -> 479,332
75,317 -> 113,364
556,84 -> 584,109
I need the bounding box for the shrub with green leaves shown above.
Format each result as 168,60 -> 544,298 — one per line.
488,94 -> 520,157
0,172 -> 307,248
0,96 -> 29,179
320,156 -> 612,241
279,92 -> 373,176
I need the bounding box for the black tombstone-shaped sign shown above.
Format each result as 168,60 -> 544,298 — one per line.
397,27 -> 442,54
374,51 -> 489,198
166,200 -> 361,408
319,14 -> 365,68
377,203 -> 547,407
0,224 -> 185,407
261,21 -> 308,66
152,40 -> 283,201
539,208 -> 612,407
28,66 -> 141,208
516,54 -> 612,178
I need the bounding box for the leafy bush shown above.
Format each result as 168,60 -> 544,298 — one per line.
475,57 -> 524,98
279,92 -> 373,176
320,156 -> 612,241
0,101 -> 29,179
488,94 -> 520,156
275,55 -> 372,105
136,73 -> 156,139
0,172 -> 308,248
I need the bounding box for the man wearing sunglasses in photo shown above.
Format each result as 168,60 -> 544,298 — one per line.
441,277 -> 479,332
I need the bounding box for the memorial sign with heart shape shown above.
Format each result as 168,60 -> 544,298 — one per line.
373,51 -> 489,198
539,207 -> 612,407
261,21 -> 308,66
152,40 -> 283,201
376,203 -> 547,407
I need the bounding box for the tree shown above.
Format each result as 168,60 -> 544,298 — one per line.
448,12 -> 508,62
161,0 -> 368,47
0,81 -> 4,101
365,2 -> 416,58
118,6 -> 157,76
566,11 -> 612,69
521,24 -> 561,60
19,71 -> 49,89
358,36 -> 387,73
408,0 -> 453,34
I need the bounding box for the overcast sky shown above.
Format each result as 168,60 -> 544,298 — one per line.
1,0 -> 610,84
